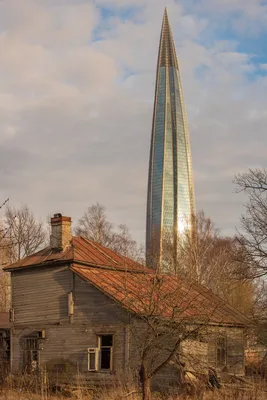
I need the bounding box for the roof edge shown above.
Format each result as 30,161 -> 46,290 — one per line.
4,259 -> 72,272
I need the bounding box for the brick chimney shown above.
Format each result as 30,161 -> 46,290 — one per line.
50,213 -> 72,251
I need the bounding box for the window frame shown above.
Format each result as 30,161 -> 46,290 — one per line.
24,336 -> 40,372
87,348 -> 99,372
98,334 -> 113,372
88,334 -> 114,372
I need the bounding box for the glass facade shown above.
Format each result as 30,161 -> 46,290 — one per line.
146,10 -> 195,269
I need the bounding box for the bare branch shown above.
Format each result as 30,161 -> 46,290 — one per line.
75,203 -> 144,262
235,169 -> 267,279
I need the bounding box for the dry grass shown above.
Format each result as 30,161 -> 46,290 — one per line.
203,386 -> 267,400
0,386 -> 266,400
0,375 -> 266,400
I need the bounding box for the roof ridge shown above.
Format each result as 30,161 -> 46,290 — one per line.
72,262 -> 149,274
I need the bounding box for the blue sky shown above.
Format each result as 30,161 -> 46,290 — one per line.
0,0 -> 267,243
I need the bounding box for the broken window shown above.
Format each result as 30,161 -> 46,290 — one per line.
24,337 -> 39,373
216,336 -> 227,366
87,335 -> 113,372
99,335 -> 113,370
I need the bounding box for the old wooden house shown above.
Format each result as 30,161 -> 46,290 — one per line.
4,214 -> 249,386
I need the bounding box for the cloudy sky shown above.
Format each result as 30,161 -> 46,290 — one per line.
0,0 -> 266,244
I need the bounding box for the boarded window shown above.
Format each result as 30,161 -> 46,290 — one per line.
216,336 -> 227,366
99,335 -> 113,370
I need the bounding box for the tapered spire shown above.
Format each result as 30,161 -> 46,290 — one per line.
146,9 -> 195,270
158,8 -> 178,69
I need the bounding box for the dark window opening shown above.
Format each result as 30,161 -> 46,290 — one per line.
216,336 -> 227,366
0,331 -> 10,361
99,335 -> 113,370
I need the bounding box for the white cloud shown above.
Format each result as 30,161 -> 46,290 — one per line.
0,0 -> 266,244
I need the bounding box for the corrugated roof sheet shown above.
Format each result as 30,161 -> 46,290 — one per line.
71,265 -> 250,326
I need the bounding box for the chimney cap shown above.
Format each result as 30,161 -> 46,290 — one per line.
51,214 -> 71,223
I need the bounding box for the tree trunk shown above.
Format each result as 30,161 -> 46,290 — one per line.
142,377 -> 151,400
140,364 -> 151,400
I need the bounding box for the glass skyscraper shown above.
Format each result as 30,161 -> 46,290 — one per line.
146,9 -> 195,269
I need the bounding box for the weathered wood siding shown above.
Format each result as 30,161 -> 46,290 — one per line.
11,268 -> 130,377
73,274 -> 129,326
205,326 -> 245,376
225,327 -> 244,375
11,266 -> 245,381
12,324 -> 129,380
12,266 -> 71,325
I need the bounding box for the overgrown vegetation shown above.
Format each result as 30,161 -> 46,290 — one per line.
1,373 -> 267,400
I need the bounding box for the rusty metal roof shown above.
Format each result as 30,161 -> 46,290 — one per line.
4,236 -> 147,272
4,236 -> 249,326
71,265 -> 250,327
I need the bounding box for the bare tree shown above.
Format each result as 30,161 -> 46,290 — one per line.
112,224 -> 144,263
234,168 -> 267,279
75,203 -> 144,261
0,199 -> 10,243
0,199 -> 12,311
129,277 -> 206,400
160,211 -> 254,316
4,204 -> 47,262
175,211 -> 219,281
75,203 -> 115,247
0,229 -> 11,311
100,266 -> 243,400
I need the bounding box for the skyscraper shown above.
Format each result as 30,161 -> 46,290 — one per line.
146,8 -> 195,269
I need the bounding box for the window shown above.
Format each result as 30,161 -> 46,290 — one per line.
0,331 -> 10,361
216,336 -> 227,366
88,348 -> 98,371
24,337 -> 39,373
99,335 -> 113,370
87,335 -> 113,372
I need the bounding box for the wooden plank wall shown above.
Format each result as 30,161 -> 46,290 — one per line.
11,266 -> 245,380
11,268 -> 130,377
12,266 -> 71,325
205,326 -> 245,375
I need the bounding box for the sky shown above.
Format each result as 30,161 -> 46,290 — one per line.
0,0 -> 267,244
